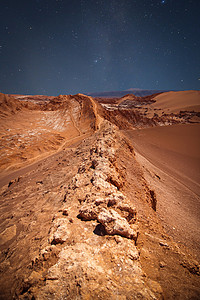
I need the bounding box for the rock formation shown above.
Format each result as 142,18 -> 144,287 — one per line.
0,92 -> 199,299
13,122 -> 161,299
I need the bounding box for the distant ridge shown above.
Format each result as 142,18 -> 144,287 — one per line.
88,88 -> 169,98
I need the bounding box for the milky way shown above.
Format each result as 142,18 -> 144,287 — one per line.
0,0 -> 199,95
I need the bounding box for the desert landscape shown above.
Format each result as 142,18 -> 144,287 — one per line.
0,90 -> 199,299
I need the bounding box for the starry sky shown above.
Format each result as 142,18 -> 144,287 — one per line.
0,0 -> 200,95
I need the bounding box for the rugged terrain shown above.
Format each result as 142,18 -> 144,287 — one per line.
0,90 -> 200,299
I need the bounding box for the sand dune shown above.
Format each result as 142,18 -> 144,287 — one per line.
125,124 -> 200,193
124,123 -> 200,254
152,90 -> 200,113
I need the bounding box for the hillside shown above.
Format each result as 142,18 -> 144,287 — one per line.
0,91 -> 199,299
0,93 -> 99,173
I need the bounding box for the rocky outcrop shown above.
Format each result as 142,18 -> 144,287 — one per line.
16,122 -> 162,299
97,208 -> 138,240
74,123 -> 138,240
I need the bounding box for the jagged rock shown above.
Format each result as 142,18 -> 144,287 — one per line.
91,155 -> 124,190
106,172 -> 124,189
71,173 -> 90,188
112,190 -> 125,200
35,241 -> 159,299
78,165 -> 86,174
91,157 -> 111,170
49,218 -> 69,244
107,196 -> 118,207
114,235 -> 124,243
75,187 -> 92,203
30,245 -> 59,272
8,180 -> 15,187
24,271 -> 43,286
106,192 -> 126,207
99,146 -> 115,160
78,195 -> 108,220
159,261 -> 167,268
97,208 -> 138,240
92,138 -> 116,160
94,197 -> 107,206
117,202 -> 137,222
92,176 -> 117,192
78,203 -> 99,221
92,170 -> 108,181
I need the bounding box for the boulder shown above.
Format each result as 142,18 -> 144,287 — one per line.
72,173 -> 90,189
49,218 -> 69,244
97,208 -> 138,240
78,204 -> 99,221
117,202 -> 137,222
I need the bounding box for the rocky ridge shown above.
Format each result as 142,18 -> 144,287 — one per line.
16,122 -> 162,299
0,92 -> 200,299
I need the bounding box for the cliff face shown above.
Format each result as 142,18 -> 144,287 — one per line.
0,93 -> 199,299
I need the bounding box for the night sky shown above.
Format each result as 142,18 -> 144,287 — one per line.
0,0 -> 200,95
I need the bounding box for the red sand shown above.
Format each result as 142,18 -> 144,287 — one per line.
153,90 -> 200,113
124,123 -> 200,254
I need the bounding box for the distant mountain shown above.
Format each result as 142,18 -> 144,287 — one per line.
88,88 -> 169,98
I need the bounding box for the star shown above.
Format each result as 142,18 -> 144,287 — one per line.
161,0 -> 166,4
93,57 -> 102,64
72,30 -> 78,39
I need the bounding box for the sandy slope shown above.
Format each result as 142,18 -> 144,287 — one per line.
152,90 -> 200,113
124,123 -> 200,254
125,124 -> 200,194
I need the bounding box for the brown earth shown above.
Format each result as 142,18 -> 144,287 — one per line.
0,93 -> 98,173
124,124 -> 200,255
0,90 -> 200,299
